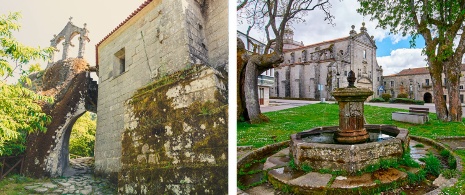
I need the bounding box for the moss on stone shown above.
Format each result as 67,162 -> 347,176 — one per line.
119,64 -> 227,194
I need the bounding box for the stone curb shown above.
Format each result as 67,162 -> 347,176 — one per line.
237,141 -> 289,195
411,136 -> 463,195
237,136 -> 463,195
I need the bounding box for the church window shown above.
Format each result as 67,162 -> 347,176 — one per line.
302,50 -> 307,62
363,50 -> 366,59
290,52 -> 295,63
114,48 -> 126,75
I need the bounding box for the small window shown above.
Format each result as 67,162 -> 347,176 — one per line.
363,50 -> 366,59
460,85 -> 464,89
344,71 -> 348,76
390,81 -> 394,87
115,48 -> 126,75
425,79 -> 430,85
443,95 -> 447,101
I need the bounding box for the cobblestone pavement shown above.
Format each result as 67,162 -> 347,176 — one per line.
23,157 -> 116,194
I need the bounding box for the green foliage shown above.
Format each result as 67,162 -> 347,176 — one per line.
420,152 -> 441,177
69,112 -> 96,157
407,169 -> 426,184
389,98 -> 425,105
441,169 -> 460,179
0,12 -> 53,156
413,143 -> 425,148
397,93 -> 408,98
300,163 -> 312,173
400,153 -> 420,168
440,149 -> 457,169
381,93 -> 391,101
288,158 -> 297,170
369,97 -> 385,102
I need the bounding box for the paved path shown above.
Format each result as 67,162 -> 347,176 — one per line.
262,99 -> 465,118
23,157 -> 115,194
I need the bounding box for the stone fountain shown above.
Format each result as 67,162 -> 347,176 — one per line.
238,70 -> 460,194
289,70 -> 409,174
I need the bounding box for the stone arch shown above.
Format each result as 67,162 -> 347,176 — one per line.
424,92 -> 432,103
23,58 -> 98,178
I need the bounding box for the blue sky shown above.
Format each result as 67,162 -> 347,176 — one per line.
376,36 -> 425,57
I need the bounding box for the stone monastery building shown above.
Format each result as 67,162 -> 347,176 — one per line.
383,65 -> 465,104
271,23 -> 383,100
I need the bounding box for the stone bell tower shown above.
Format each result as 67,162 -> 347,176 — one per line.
47,17 -> 89,67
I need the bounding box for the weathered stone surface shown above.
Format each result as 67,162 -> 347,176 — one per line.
42,182 -> 57,188
263,148 -> 289,170
94,1 -> 228,187
34,187 -> 49,193
290,125 -> 409,174
288,172 -> 332,188
23,58 -> 97,178
331,173 -> 375,188
392,112 -> 428,124
433,174 -> 458,187
373,168 -> 407,183
118,65 -> 227,194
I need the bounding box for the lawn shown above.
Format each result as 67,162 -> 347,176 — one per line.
238,103 -> 465,148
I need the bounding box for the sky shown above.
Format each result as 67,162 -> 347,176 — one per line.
237,0 -> 428,76
0,0 -> 146,82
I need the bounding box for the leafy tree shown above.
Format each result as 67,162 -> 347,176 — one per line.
0,12 -> 54,156
237,0 -> 334,123
69,112 -> 96,157
357,0 -> 464,121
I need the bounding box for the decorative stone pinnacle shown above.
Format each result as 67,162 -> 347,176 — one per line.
351,25 -> 355,30
348,70 -> 356,88
362,22 -> 365,27
69,16 -> 73,22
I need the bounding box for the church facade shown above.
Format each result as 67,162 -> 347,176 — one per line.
271,23 -> 383,100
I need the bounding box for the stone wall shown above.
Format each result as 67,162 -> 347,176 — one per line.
95,0 -> 228,184
271,26 -> 383,100
203,0 -> 229,70
118,64 -> 228,194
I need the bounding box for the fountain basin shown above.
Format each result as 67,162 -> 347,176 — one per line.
290,125 -> 409,174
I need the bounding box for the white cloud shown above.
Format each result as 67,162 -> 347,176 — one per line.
377,48 -> 426,75
238,0 -> 407,46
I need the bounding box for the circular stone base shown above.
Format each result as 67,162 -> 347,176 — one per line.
335,128 -> 369,144
290,125 -> 410,174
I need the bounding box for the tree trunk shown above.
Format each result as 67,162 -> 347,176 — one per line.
429,60 -> 448,121
446,61 -> 463,121
244,55 -> 268,124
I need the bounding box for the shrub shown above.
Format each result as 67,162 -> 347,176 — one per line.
397,93 -> 409,98
381,93 -> 391,101
369,97 -> 385,102
420,153 -> 441,177
389,98 -> 425,105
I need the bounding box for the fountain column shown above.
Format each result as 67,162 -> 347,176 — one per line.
331,70 -> 373,144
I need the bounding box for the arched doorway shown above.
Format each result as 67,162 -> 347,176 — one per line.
424,92 -> 432,103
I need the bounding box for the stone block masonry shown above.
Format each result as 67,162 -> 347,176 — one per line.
94,0 -> 228,184
118,64 -> 228,194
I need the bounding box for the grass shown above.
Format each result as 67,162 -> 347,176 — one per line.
0,174 -> 49,195
238,103 -> 465,148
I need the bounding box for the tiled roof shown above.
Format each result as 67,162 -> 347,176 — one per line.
284,36 -> 350,52
385,64 -> 465,77
392,67 -> 430,76
95,0 -> 153,66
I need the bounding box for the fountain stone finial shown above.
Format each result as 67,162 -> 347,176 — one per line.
347,70 -> 356,88
331,73 -> 373,144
